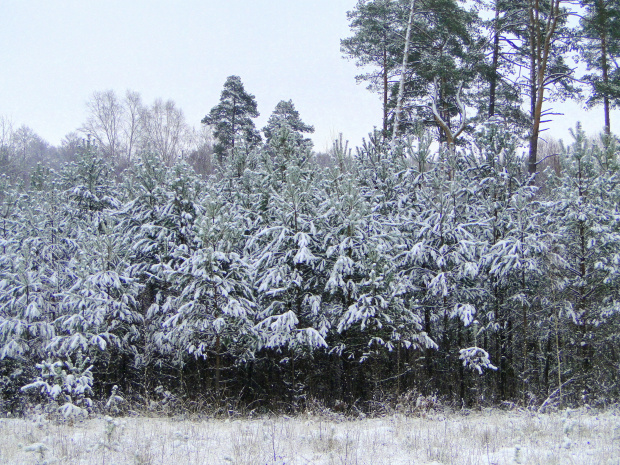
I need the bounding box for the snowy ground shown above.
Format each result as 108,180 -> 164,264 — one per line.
1,408 -> 619,464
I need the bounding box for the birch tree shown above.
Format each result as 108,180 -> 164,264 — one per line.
392,0 -> 416,142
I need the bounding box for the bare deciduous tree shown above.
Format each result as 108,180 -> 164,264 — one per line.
186,125 -> 215,176
140,99 -> 190,166
124,90 -> 143,163
79,89 -> 200,167
82,90 -> 126,160
10,125 -> 50,173
58,131 -> 83,164
0,116 -> 15,174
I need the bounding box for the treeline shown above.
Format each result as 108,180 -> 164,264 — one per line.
1,118 -> 619,415
2,0 -> 620,416
0,89 -> 214,185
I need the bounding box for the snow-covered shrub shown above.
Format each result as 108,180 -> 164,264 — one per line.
105,385 -> 125,416
146,385 -> 182,415
93,415 -> 124,452
21,353 -> 94,421
23,442 -> 56,465
459,347 -> 497,374
394,390 -> 441,416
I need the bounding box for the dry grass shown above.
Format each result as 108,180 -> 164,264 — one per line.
0,408 -> 618,464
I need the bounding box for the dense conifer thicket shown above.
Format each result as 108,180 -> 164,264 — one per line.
1,120 -> 619,415
2,0 -> 620,416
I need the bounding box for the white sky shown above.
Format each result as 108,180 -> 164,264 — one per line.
0,1 -> 617,153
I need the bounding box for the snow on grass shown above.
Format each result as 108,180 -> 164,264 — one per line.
1,408 -> 619,464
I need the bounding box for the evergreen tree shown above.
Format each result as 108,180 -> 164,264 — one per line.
580,0 -> 620,135
162,189 -> 256,391
117,155 -> 207,395
262,100 -> 314,150
546,124 -> 620,402
518,0 -> 578,174
474,0 -> 529,132
247,134 -> 327,356
201,76 -> 261,164
343,0 -> 483,144
342,0 -> 403,136
60,138 -> 119,214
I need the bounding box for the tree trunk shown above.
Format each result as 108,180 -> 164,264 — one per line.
383,41 -> 389,138
392,0 -> 416,142
489,3 -> 501,118
458,323 -> 465,403
424,305 -> 433,381
396,343 -> 401,394
601,26 -> 611,135
227,96 -> 237,165
495,295 -> 506,400
528,1 -> 539,176
527,0 -> 561,176
215,334 -> 221,392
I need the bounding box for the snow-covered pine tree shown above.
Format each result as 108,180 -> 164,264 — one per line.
117,154 -> 206,396
21,351 -> 94,421
389,143 -> 495,400
263,100 -> 315,151
162,188 -> 255,392
248,127 -> 327,356
322,135 -> 436,397
473,120 -> 552,401
48,209 -> 143,391
0,179 -> 68,411
545,124 -> 620,402
60,138 -> 119,215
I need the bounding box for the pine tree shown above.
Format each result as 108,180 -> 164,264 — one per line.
162,189 -> 255,391
519,0 -> 578,174
580,0 -> 620,135
117,155 -> 207,395
343,0 -> 483,144
475,0 -> 529,132
342,0 -> 403,136
247,135 -> 327,356
262,100 -> 314,149
60,138 -> 119,214
546,124 -> 620,401
201,76 -> 261,164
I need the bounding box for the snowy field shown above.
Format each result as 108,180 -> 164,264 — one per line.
1,408 -> 619,465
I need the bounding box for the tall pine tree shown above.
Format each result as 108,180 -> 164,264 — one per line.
202,76 -> 261,164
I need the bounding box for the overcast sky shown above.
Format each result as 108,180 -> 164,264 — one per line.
1,1 -> 617,153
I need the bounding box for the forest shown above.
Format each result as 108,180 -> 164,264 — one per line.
1,0 -> 620,418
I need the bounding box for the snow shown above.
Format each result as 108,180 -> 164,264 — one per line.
1,409 -> 618,464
